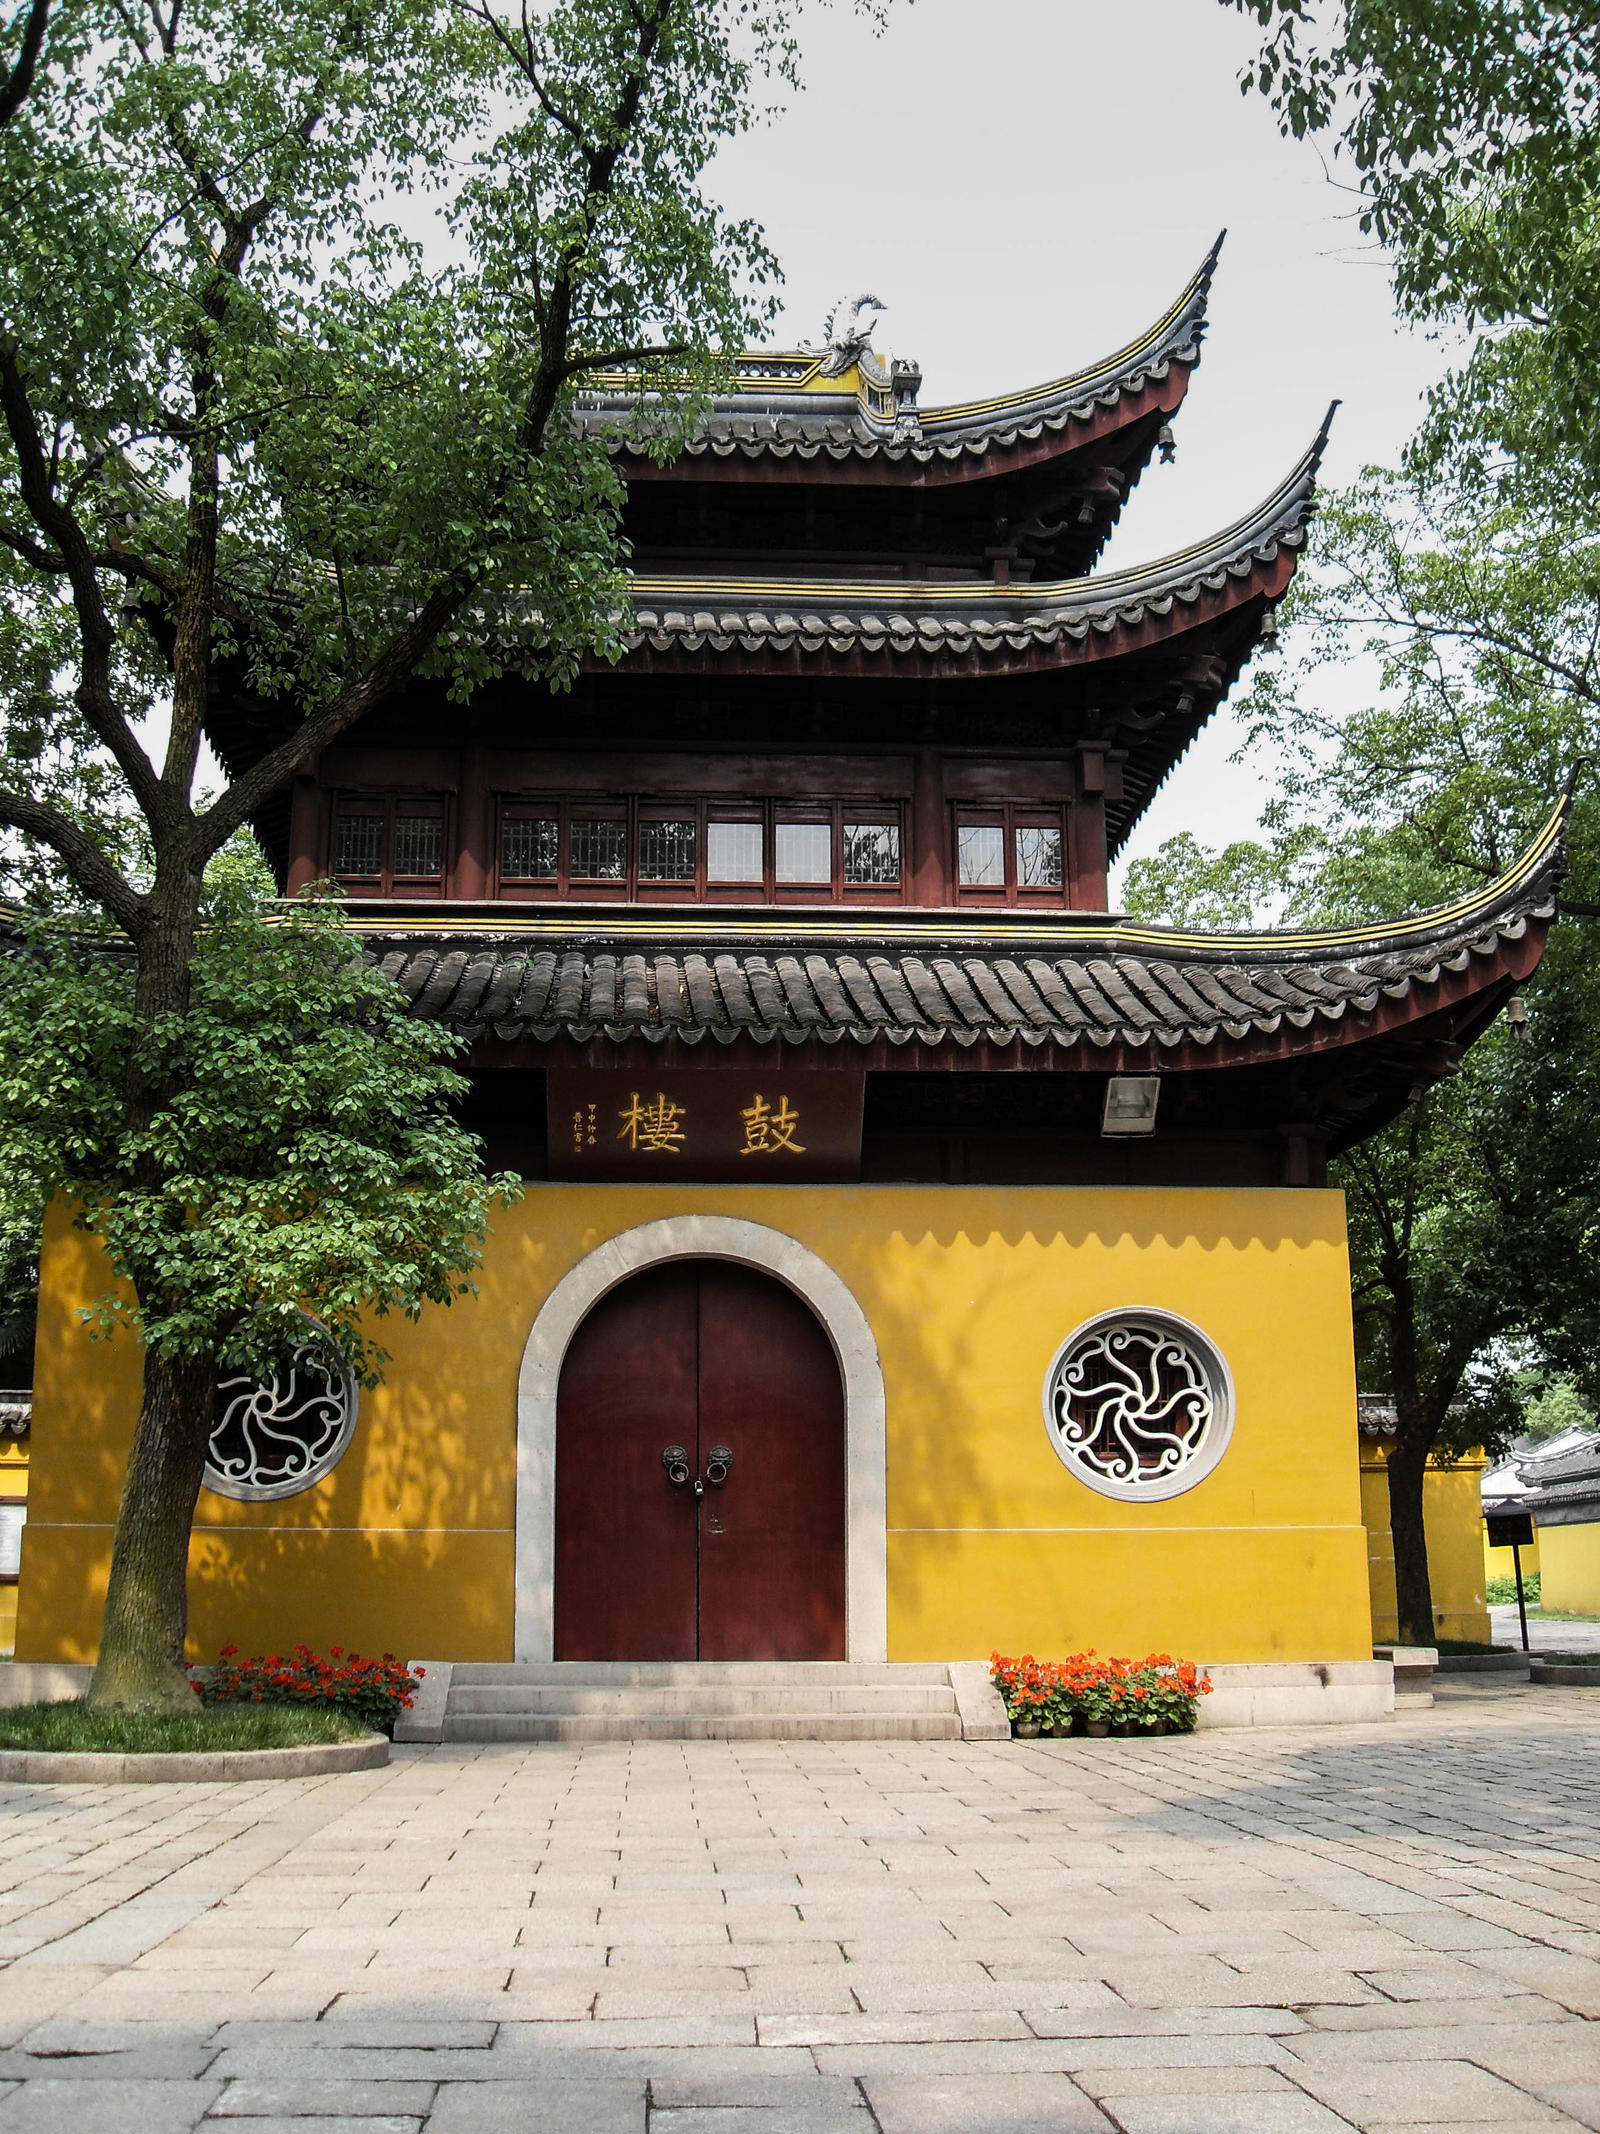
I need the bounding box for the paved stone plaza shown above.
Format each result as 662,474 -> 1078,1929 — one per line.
0,1681 -> 1597,2132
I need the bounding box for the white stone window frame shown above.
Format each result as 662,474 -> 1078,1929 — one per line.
202,1314 -> 360,1505
1042,1307 -> 1235,1504
0,1499 -> 25,1580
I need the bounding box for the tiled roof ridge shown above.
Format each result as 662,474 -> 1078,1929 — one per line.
587,237 -> 1223,466
620,406 -> 1336,660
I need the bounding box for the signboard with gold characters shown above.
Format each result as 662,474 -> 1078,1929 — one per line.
547,1069 -> 864,1182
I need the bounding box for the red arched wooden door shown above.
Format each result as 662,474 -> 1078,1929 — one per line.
553,1259 -> 847,1661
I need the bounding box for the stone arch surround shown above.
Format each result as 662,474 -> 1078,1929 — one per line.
515,1214 -> 888,1663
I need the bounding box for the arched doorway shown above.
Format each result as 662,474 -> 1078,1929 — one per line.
553,1259 -> 847,1662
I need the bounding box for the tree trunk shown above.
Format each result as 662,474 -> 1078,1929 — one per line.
88,1346 -> 216,1708
1386,1435 -> 1435,1648
89,884 -> 210,1710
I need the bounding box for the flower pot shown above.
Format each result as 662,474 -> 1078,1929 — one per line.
1143,1720 -> 1168,1736
1013,1718 -> 1040,1738
1045,1721 -> 1072,1737
1083,1719 -> 1111,1738
1112,1721 -> 1138,1737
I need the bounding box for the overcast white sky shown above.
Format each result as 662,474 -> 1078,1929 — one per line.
708,0 -> 1452,895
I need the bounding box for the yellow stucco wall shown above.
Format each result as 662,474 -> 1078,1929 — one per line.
0,1435 -> 25,1654
1537,1523 -> 1600,1615
1360,1445 -> 1491,1644
17,1184 -> 1373,1666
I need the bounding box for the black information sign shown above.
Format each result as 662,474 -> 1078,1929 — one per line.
1485,1510 -> 1535,1550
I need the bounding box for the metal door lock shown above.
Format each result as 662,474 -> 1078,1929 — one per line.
661,1445 -> 691,1487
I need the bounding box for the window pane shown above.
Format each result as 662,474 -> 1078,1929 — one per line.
500,816 -> 558,880
570,819 -> 627,881
639,818 -> 697,881
775,820 -> 831,884
334,813 -> 383,877
393,814 -> 444,878
957,824 -> 1005,887
843,822 -> 900,885
1015,824 -> 1063,890
707,819 -> 764,883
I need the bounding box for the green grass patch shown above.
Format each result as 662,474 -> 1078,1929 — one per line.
0,1700 -> 372,1754
1540,1651 -> 1600,1666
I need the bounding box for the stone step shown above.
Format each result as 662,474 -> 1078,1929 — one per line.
446,1684 -> 957,1717
440,1710 -> 965,1743
448,1662 -> 953,1688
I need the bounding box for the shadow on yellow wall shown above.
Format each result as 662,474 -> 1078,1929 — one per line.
1360,1440 -> 1491,1645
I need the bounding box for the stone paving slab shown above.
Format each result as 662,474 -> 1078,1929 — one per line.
425,2088 -> 647,2134
0,1686 -> 1597,2128
861,2071 -> 1107,2129
211,2122 -> 422,2134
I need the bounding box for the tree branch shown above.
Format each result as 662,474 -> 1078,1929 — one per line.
569,340 -> 691,379
0,350 -> 169,827
512,0 -> 676,458
199,580 -> 475,850
0,787 -> 146,934
0,0 -> 50,129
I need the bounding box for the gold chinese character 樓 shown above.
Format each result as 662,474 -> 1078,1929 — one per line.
618,1091 -> 687,1155
740,1092 -> 806,1155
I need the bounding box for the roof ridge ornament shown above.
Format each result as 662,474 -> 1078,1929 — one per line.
803,294 -> 887,378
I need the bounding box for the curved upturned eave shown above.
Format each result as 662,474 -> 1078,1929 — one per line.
602,237 -> 1223,480
918,232 -> 1223,436
609,407 -> 1333,674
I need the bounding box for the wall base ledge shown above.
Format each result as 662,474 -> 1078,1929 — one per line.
1198,1660 -> 1394,1729
394,1661 -> 453,1743
0,1663 -> 92,1706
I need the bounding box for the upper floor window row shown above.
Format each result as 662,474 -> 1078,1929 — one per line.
330,792 -> 1077,905
330,795 -> 906,901
497,800 -> 901,898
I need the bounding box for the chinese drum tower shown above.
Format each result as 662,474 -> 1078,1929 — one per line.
20,246 -> 1562,1718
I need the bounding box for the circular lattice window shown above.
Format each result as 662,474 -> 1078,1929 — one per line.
1042,1310 -> 1234,1502
202,1316 -> 359,1503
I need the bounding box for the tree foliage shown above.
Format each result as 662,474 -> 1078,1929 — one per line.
0,0 -> 889,1702
1146,468 -> 1600,918
1225,1 -> 1600,490
1516,1373 -> 1596,1444
0,859 -> 512,1386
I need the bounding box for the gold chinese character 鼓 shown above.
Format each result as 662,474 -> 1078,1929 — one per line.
740,1093 -> 805,1155
618,1091 -> 687,1155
